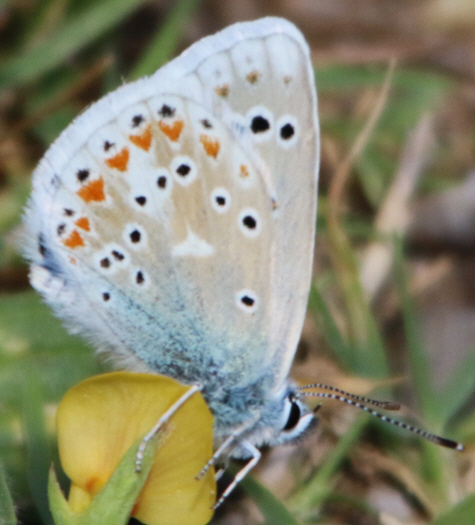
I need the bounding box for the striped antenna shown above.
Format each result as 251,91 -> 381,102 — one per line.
300,391 -> 464,451
298,383 -> 401,411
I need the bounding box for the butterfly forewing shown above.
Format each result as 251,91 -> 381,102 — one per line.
23,17 -> 318,397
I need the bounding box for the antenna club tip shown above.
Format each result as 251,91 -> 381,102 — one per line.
439,437 -> 465,451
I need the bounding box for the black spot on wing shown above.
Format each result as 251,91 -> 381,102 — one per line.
37,233 -> 64,278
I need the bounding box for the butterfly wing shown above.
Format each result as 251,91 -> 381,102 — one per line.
173,17 -> 319,390
23,18 -> 318,396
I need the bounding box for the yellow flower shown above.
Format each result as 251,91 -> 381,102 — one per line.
56,372 -> 216,525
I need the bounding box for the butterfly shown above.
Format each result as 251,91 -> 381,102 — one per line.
22,16 -> 461,508
22,17 -> 319,501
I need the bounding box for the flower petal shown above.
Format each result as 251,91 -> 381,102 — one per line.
56,372 -> 215,525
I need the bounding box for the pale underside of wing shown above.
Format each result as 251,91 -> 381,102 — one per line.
179,18 -> 319,389
23,17 -> 318,396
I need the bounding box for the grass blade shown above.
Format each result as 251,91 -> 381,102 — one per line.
393,237 -> 436,421
0,0 -> 147,90
22,371 -> 53,525
241,475 -> 299,525
130,0 -> 202,79
438,346 -> 475,424
308,284 -> 353,367
0,464 -> 17,525
288,416 -> 367,514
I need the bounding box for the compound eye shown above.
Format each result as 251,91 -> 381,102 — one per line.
283,400 -> 301,431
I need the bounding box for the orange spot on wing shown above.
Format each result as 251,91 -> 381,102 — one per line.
76,178 -> 105,203
200,134 -> 220,158
246,70 -> 260,84
215,84 -> 229,98
158,119 -> 184,142
63,230 -> 84,249
239,165 -> 250,178
105,147 -> 129,172
75,217 -> 90,231
129,125 -> 152,151
68,256 -> 77,265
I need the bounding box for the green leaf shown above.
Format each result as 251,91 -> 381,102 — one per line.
48,466 -> 73,525
0,464 -> 17,525
432,494 -> 475,525
49,434 -> 159,525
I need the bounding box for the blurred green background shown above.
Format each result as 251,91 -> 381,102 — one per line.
0,0 -> 474,524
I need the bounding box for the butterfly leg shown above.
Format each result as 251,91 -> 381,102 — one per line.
214,468 -> 225,481
135,384 -> 201,472
213,441 -> 261,509
196,431 -> 241,480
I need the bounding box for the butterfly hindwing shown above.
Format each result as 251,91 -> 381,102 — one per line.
175,18 -> 319,388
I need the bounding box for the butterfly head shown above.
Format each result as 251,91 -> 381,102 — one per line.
270,387 -> 317,445
228,382 -> 317,458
